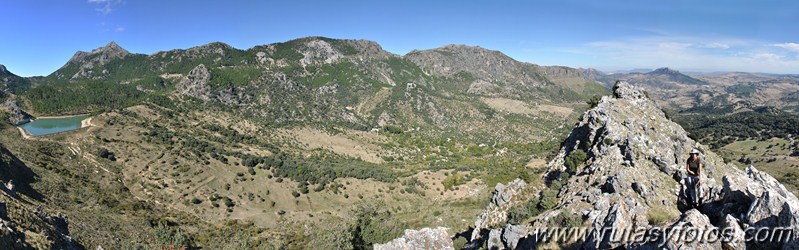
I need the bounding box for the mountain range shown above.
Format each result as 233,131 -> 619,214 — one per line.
0,37 -> 797,249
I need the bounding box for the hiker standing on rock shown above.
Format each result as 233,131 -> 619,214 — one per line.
686,148 -> 703,208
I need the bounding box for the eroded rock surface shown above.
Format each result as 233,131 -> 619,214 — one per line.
374,227 -> 453,250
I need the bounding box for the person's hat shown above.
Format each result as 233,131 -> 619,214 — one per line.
690,148 -> 700,154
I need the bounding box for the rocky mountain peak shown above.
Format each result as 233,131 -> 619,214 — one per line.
649,67 -> 680,75
101,41 -> 128,54
0,64 -> 7,75
189,41 -> 233,53
59,41 -> 131,79
406,44 -> 513,63
68,41 -> 130,63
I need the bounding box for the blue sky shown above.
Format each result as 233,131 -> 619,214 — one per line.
1,0 -> 798,76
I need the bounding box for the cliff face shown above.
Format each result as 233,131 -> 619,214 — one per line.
379,82 -> 799,249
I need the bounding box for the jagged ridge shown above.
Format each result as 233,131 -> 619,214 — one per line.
427,82 -> 799,249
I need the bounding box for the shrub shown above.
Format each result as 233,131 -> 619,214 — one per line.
222,197 -> 235,207
350,201 -> 406,249
586,95 -> 602,108
383,125 -> 404,134
97,148 -> 117,161
550,212 -> 582,228
507,201 -> 537,225
564,150 -> 588,174
647,207 -> 674,226
453,237 -> 468,250
441,172 -> 464,190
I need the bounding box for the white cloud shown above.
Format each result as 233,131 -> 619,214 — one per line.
772,43 -> 799,53
115,26 -> 125,32
87,0 -> 123,15
701,42 -> 730,49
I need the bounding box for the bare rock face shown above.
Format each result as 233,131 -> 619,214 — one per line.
721,214 -> 746,250
501,224 -> 528,249
657,209 -> 722,250
470,179 -> 528,240
176,64 -> 212,101
299,39 -> 343,66
373,227 -> 453,250
457,81 -> 799,249
0,100 -> 31,125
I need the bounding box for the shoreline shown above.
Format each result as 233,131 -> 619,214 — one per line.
30,113 -> 91,121
17,127 -> 31,139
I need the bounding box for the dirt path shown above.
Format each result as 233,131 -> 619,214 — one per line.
33,113 -> 91,119
186,176 -> 216,195
17,127 -> 31,140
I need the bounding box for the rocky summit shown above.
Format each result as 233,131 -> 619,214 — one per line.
381,82 -> 799,249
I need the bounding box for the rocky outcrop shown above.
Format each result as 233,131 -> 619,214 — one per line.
0,100 -> 31,125
60,41 -> 131,80
176,64 -> 212,101
373,227 -> 453,250
461,81 -> 799,249
656,209 -> 722,250
470,179 -> 529,241
299,39 -> 343,66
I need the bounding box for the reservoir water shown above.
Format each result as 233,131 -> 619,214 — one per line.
19,115 -> 89,136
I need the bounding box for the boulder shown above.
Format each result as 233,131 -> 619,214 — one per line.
720,214 -> 745,250
492,179 -> 526,207
373,227 -> 453,250
501,224 -> 528,249
659,209 -> 722,250
487,228 -> 503,250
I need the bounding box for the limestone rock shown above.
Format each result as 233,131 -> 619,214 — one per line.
373,227 -> 453,250
487,228 -> 503,250
0,101 -> 31,125
501,224 -> 528,249
721,214 -> 745,250
470,179 -> 527,240
659,209 -> 722,250
177,64 -> 212,101
62,41 -> 130,80
492,179 -> 526,207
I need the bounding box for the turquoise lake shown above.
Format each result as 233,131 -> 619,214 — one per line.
19,115 -> 89,136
